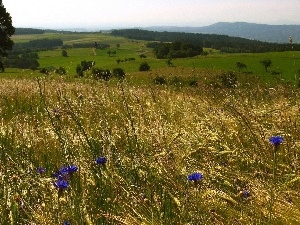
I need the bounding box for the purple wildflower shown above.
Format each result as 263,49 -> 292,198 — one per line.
37,167 -> 46,174
53,164 -> 78,179
95,157 -> 107,165
66,164 -> 78,174
269,136 -> 283,146
188,172 -> 203,181
243,190 -> 250,198
53,177 -> 69,190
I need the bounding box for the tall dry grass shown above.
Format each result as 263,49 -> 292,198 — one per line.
0,77 -> 299,224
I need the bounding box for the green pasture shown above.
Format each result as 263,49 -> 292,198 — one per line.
7,32 -> 300,85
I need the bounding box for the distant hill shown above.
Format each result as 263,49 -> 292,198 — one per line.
111,29 -> 300,53
145,22 -> 300,43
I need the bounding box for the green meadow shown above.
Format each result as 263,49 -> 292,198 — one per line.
6,32 -> 300,85
0,32 -> 300,224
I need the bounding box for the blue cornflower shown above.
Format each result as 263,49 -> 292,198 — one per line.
53,177 -> 69,190
66,164 -> 78,174
63,221 -> 70,225
269,136 -> 283,146
53,164 -> 78,178
95,157 -> 107,165
59,166 -> 69,175
243,190 -> 250,198
37,167 -> 46,174
188,172 -> 203,181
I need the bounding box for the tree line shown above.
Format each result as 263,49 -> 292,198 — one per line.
3,39 -> 63,70
14,28 -> 45,35
111,29 -> 300,54
13,39 -> 63,51
64,42 -> 110,49
150,41 -> 203,59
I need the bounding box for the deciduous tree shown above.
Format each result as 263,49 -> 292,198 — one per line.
139,62 -> 150,71
0,0 -> 15,71
236,62 -> 247,72
260,59 -> 272,72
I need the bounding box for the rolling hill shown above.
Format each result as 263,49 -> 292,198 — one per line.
145,22 -> 300,43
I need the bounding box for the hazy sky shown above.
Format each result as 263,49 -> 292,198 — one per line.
3,0 -> 300,29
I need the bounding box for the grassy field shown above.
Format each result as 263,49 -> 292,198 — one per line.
6,32 -> 300,86
0,32 -> 300,224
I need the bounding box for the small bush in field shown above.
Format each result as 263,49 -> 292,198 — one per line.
112,67 -> 125,79
55,66 -> 66,75
219,71 -> 238,88
169,76 -> 183,87
189,79 -> 198,86
153,75 -> 166,85
62,49 -> 68,57
139,62 -> 150,71
40,68 -> 50,75
76,60 -> 95,77
92,68 -> 111,81
260,59 -> 272,72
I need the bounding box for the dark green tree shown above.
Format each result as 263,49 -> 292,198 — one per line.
236,62 -> 247,72
139,62 -> 150,71
139,54 -> 146,59
76,64 -> 83,77
0,0 -> 15,71
62,49 -> 68,57
55,66 -> 66,75
0,60 -> 4,72
260,59 -> 272,72
202,51 -> 209,57
112,67 -> 125,79
219,71 -> 238,88
92,68 -> 111,81
166,58 -> 173,67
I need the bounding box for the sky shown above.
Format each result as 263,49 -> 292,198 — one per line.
2,0 -> 300,30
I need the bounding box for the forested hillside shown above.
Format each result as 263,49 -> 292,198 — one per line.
145,22 -> 300,43
111,29 -> 300,53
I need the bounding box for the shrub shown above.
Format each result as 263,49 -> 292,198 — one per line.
153,76 -> 167,85
55,66 -> 66,75
92,68 -> 111,81
189,79 -> 198,86
260,59 -> 272,72
236,62 -> 247,72
40,68 -> 50,75
62,50 -> 68,57
169,76 -> 183,86
112,68 -> 125,79
76,64 -> 83,77
0,61 -> 4,72
76,60 -> 95,77
139,62 -> 150,71
139,54 -> 147,59
219,71 -> 238,88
